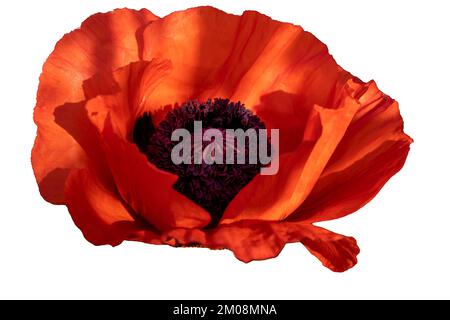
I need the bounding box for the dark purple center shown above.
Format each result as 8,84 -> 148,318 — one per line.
133,98 -> 266,226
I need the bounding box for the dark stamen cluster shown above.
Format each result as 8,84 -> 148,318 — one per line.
133,98 -> 267,226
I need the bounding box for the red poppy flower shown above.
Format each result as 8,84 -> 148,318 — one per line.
32,6 -> 412,272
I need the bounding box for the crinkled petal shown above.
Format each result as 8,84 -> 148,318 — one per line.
221,81 -> 361,223
84,60 -> 173,140
141,6 -> 351,153
98,116 -> 211,231
291,81 -> 413,222
164,221 -> 359,272
32,8 -> 159,204
65,166 -> 161,246
79,60 -> 211,231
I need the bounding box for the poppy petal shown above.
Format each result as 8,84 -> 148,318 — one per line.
52,101 -> 114,190
164,221 -> 359,272
221,80 -> 360,223
65,166 -> 161,246
32,8 -> 159,204
294,224 -> 359,272
313,80 -> 412,178
84,60 -> 173,140
78,60 -> 210,231
293,140 -> 411,223
99,116 -> 211,231
141,7 -> 350,154
49,61 -> 170,204
290,81 -> 413,222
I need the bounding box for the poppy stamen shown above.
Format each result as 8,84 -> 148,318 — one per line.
133,98 -> 267,226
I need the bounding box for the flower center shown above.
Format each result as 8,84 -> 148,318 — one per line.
133,98 -> 267,226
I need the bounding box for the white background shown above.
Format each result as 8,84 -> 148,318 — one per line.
0,0 -> 449,299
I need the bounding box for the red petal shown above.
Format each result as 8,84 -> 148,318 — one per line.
65,166 -> 161,246
46,60 -> 171,208
141,7 -> 349,132
78,60 -> 210,230
164,221 -> 359,272
56,60 -> 209,232
99,116 -> 211,231
221,80 -> 361,223
52,101 -> 114,190
32,9 -> 158,204
294,224 -> 360,272
291,81 -> 413,222
84,60 -> 173,140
